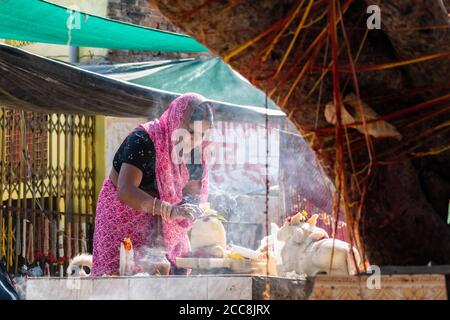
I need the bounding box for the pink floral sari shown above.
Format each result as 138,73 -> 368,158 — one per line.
92,93 -> 210,276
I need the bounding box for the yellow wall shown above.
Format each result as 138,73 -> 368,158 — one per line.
94,115 -> 106,201
94,116 -> 148,199
0,113 -> 98,212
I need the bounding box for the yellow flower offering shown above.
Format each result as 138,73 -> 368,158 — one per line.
227,252 -> 245,260
199,202 -> 218,215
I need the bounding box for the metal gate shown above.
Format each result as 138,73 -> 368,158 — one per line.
0,108 -> 95,275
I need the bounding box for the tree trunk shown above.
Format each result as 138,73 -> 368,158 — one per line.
150,0 -> 450,265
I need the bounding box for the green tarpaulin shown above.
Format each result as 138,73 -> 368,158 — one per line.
84,57 -> 279,110
0,0 -> 207,52
0,43 -> 284,119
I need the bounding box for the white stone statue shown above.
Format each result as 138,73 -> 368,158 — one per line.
277,213 -> 361,277
67,253 -> 93,277
189,214 -> 227,258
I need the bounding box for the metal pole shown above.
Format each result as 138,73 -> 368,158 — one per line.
67,44 -> 77,263
69,46 -> 78,64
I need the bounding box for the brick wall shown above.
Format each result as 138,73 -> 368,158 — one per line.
107,0 -> 209,63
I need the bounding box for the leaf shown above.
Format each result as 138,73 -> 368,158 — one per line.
199,214 -> 227,222
325,93 -> 402,140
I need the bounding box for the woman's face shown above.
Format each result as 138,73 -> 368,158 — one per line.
188,119 -> 211,150
172,101 -> 213,160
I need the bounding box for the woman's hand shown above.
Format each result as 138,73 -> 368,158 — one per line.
170,203 -> 204,221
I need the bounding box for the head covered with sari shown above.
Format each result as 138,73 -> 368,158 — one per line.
139,92 -> 214,264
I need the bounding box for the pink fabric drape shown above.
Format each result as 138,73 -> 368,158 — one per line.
140,93 -> 211,264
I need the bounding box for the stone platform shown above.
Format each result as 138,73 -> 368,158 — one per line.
25,272 -> 448,300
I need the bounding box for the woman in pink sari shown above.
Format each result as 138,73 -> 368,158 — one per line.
92,93 -> 214,276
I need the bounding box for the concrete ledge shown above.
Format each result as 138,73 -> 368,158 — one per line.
26,275 -> 254,300
25,274 -> 448,300
310,274 -> 448,300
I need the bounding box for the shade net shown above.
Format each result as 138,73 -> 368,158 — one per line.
84,57 -> 279,110
0,0 -> 207,52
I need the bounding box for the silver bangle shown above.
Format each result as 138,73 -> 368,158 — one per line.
166,202 -> 172,220
152,198 -> 157,216
166,203 -> 170,220
159,200 -> 164,219
161,201 -> 170,221
166,202 -> 171,220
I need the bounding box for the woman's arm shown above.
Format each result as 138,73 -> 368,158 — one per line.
116,163 -> 199,220
182,161 -> 203,203
116,163 -> 156,213
182,180 -> 201,201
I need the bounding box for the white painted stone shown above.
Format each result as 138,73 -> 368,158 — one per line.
90,278 -> 129,300
207,276 -> 252,300
128,277 -> 166,300
26,276 -> 252,300
26,278 -> 90,300
167,277 -> 208,300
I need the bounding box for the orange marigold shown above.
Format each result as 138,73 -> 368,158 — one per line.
123,237 -> 133,251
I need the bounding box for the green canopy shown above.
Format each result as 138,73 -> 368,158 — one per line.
0,43 -> 284,119
0,0 -> 207,52
84,57 -> 279,110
